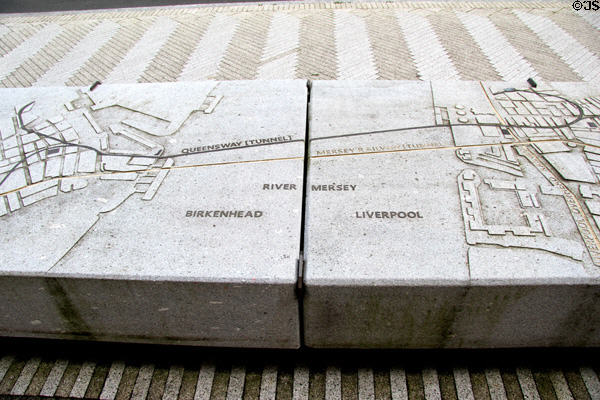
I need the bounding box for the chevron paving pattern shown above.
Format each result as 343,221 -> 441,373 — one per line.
426,10 -> 499,81
396,9 -> 460,80
0,24 -> 40,57
33,20 -> 120,86
66,19 -> 153,86
334,9 -> 377,80
456,10 -> 539,81
177,13 -> 241,81
514,9 -> 600,81
257,12 -> 300,79
1,2 -> 599,87
486,9 -> 582,82
137,15 -> 212,83
297,9 -> 337,80
363,10 -> 417,80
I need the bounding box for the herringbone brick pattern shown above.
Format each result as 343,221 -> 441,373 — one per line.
139,15 -> 213,83
428,10 -> 500,81
35,20 -> 120,86
296,10 -> 337,80
0,24 -> 39,57
66,19 -> 153,86
579,11 -> 600,31
487,10 -> 581,82
397,9 -> 460,80
548,10 -> 600,60
0,2 -> 598,86
515,9 -> 600,81
177,13 -> 241,81
364,11 -> 417,80
0,21 -> 97,87
458,10 -> 540,81
0,23 -> 63,82
215,12 -> 272,80
334,9 -> 377,80
257,12 -> 300,79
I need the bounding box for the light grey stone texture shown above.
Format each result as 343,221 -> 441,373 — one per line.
0,80 -> 306,348
304,80 -> 600,348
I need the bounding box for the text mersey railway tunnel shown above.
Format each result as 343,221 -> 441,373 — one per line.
2,79 -> 600,349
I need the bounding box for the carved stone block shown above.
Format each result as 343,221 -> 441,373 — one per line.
304,81 -> 600,348
0,81 -> 306,348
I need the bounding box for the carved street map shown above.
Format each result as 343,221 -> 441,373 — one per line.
2,80 -> 600,348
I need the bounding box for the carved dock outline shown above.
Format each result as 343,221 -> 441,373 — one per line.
480,82 -> 600,266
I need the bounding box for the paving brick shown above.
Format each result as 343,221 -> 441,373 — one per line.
139,15 -> 212,83
514,10 -> 600,82
215,12 -> 272,80
430,10 -> 500,81
488,11 -> 580,82
363,10 -> 417,80
0,2 -> 597,85
67,19 -> 152,85
396,9 -> 460,80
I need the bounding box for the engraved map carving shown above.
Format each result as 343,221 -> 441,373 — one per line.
0,86 -> 223,218
449,87 -> 600,266
4,82 -> 600,274
306,82 -> 600,273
